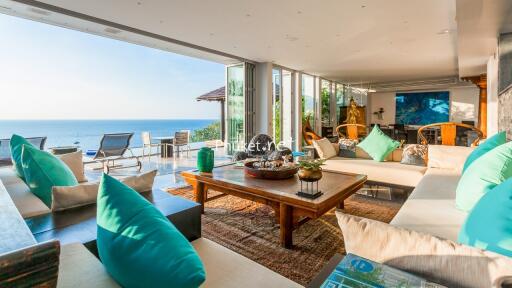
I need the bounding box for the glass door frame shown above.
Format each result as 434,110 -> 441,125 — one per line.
272,64 -> 295,148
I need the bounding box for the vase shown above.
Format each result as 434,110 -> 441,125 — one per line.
298,167 -> 323,182
197,147 -> 214,173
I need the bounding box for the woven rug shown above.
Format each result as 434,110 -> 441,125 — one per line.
168,187 -> 402,285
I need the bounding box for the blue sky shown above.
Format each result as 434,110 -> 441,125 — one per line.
0,13 -> 224,120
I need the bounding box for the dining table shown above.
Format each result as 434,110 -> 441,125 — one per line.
152,136 -> 174,158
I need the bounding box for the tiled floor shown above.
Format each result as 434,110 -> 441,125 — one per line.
84,147 -> 231,190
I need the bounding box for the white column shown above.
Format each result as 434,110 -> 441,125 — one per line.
487,51 -> 499,136
254,62 -> 273,136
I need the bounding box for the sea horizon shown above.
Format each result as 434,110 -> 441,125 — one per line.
0,119 -> 219,152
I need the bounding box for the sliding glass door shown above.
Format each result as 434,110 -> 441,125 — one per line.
272,67 -> 294,148
335,83 -> 345,125
301,74 -> 315,131
226,64 -> 245,155
321,80 -> 332,128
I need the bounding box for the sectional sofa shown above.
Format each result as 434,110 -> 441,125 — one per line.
0,166 -> 301,288
323,143 -> 475,241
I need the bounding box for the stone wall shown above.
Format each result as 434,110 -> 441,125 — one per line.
498,86 -> 512,140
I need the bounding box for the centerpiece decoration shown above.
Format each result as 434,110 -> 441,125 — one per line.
296,159 -> 325,199
244,155 -> 298,180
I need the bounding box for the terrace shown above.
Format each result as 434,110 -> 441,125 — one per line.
1,1 -> 512,288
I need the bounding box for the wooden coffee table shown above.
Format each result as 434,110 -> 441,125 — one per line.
181,165 -> 366,248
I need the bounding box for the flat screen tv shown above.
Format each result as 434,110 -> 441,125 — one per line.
395,91 -> 449,125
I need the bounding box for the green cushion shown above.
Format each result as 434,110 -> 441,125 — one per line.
462,131 -> 506,173
456,141 -> 512,212
458,178 -> 512,257
97,174 -> 205,288
9,134 -> 35,180
357,126 -> 399,162
21,145 -> 78,207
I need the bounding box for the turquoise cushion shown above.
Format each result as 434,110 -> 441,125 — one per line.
462,131 -> 506,173
97,173 -> 205,288
357,126 -> 399,162
456,141 -> 512,212
21,145 -> 78,207
9,134 -> 35,179
458,178 -> 512,257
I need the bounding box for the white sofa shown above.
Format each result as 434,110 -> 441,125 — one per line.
322,144 -> 474,241
0,167 -> 302,288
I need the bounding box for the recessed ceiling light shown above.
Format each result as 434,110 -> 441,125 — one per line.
297,11 -> 302,14
361,5 -> 366,8
245,13 -> 251,17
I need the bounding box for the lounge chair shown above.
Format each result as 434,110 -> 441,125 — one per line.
0,136 -> 47,164
93,133 -> 141,173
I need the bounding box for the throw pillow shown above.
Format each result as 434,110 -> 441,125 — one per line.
335,211 -> 512,288
312,138 -> 337,159
338,139 -> 358,158
427,145 -> 474,172
9,134 -> 35,179
21,145 -> 78,207
51,170 -> 157,211
456,141 -> 512,212
462,131 -> 506,173
357,126 -> 399,162
97,173 -> 205,288
458,178 -> 512,257
57,150 -> 88,183
400,144 -> 428,166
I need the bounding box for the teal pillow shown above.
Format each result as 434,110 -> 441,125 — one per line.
9,134 -> 35,179
97,173 -> 205,288
357,126 -> 399,162
462,131 -> 506,173
456,141 -> 512,212
21,145 -> 78,207
458,177 -> 512,257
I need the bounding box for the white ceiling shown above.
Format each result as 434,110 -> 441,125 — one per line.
3,0 -> 512,83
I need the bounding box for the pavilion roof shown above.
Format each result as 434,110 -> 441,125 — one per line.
196,86 -> 225,102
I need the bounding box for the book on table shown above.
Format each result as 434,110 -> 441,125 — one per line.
320,254 -> 446,288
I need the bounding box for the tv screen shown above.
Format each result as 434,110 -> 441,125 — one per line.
395,91 -> 449,125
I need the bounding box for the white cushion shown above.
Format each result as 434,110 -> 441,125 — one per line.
58,243 -> 119,288
323,157 -> 427,187
0,167 -> 50,218
57,151 -> 87,183
427,145 -> 474,172
312,138 -> 337,159
192,238 -> 302,288
390,168 -> 467,241
51,170 -> 157,212
336,212 -> 512,288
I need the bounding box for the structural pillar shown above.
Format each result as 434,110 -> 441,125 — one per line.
462,74 -> 487,138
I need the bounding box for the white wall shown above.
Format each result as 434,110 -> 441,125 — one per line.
368,86 -> 479,125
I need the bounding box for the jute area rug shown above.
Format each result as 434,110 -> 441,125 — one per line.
168,187 -> 402,286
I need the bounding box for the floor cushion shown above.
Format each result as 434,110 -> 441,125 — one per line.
21,145 -> 78,207
463,131 -> 506,173
458,178 -> 512,257
97,173 -> 205,288
456,141 -> 512,212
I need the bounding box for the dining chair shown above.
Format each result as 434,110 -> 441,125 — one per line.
172,130 -> 191,157
141,131 -> 167,161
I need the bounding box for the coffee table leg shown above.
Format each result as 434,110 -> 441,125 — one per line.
337,200 -> 345,209
194,182 -> 205,214
279,203 -> 293,249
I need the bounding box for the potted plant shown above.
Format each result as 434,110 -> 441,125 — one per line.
297,159 -> 325,182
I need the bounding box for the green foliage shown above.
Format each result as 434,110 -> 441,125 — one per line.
297,158 -> 325,170
321,87 -> 331,123
191,121 -> 221,143
274,100 -> 281,144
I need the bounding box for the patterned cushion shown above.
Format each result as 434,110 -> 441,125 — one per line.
400,144 -> 428,166
338,139 -> 358,158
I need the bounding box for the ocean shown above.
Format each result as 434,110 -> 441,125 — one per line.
0,119 -> 216,152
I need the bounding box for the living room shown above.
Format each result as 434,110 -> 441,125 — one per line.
1,1 -> 512,288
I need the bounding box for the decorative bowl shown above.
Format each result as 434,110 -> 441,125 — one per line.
244,161 -> 298,180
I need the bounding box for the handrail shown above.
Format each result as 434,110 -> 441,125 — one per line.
417,122 -> 483,146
